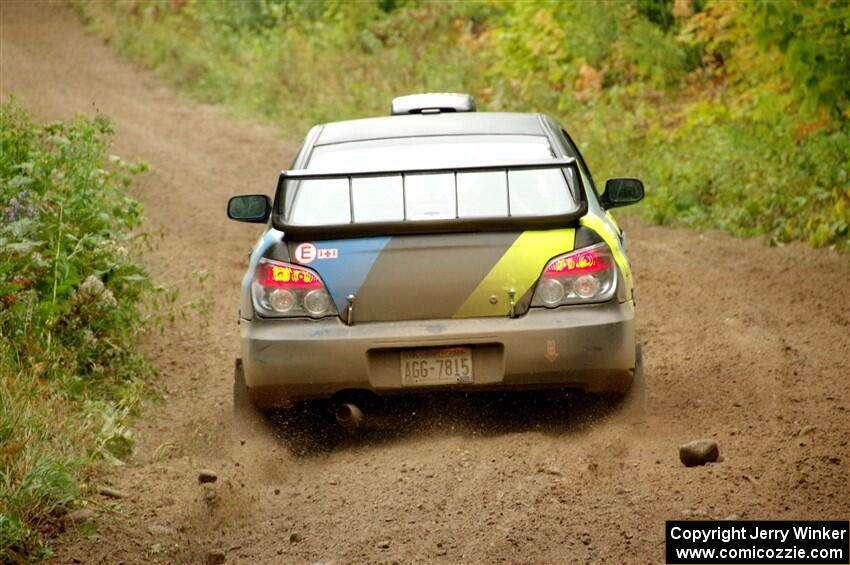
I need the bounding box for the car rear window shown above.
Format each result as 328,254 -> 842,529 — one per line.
283,135 -> 579,226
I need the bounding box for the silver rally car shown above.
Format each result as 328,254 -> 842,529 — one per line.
227,93 -> 644,421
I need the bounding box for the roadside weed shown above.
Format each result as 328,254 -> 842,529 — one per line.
0,99 -> 153,560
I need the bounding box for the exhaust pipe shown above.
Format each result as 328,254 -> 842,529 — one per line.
335,403 -> 364,432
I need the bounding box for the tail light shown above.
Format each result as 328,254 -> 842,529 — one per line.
252,258 -> 338,318
531,242 -> 617,308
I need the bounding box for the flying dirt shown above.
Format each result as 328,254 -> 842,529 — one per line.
1,2 -> 848,563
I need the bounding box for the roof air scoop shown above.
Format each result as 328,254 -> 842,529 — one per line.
391,93 -> 476,116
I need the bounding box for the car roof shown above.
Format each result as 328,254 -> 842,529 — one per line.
314,112 -> 547,146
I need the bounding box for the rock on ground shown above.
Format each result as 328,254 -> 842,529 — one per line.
679,439 -> 720,467
98,485 -> 128,499
63,508 -> 97,528
198,469 -> 218,484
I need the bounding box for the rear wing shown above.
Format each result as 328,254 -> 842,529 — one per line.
272,158 -> 588,239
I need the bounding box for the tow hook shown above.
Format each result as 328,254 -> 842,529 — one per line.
346,294 -> 356,326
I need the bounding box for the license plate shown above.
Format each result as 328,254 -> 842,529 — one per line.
400,347 -> 473,386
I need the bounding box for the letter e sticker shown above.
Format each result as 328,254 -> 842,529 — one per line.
294,242 -> 317,264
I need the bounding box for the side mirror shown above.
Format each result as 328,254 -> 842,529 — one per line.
227,194 -> 271,223
601,178 -> 644,209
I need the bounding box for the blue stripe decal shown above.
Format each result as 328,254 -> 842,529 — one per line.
244,228 -> 284,291
308,236 -> 392,312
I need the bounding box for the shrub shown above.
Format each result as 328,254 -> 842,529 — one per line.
0,99 -> 152,561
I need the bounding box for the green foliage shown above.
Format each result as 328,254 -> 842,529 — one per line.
76,0 -> 849,250
751,0 -> 850,116
0,99 -> 153,561
615,106 -> 850,247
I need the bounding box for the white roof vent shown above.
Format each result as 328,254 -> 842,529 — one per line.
391,93 -> 476,115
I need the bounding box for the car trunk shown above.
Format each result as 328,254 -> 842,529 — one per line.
288,228 -> 575,322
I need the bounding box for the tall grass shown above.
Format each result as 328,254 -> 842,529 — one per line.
1,99 -> 153,561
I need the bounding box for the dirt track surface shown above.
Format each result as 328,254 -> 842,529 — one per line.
2,3 -> 849,563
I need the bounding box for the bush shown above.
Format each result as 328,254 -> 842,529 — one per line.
0,99 -> 152,561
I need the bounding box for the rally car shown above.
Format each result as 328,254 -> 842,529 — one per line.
227,93 -> 644,424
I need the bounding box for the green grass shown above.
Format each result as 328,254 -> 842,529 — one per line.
0,99 -> 154,561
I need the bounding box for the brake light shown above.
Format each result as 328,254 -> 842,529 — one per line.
259,262 -> 322,288
531,243 -> 617,308
252,258 -> 338,318
544,248 -> 611,275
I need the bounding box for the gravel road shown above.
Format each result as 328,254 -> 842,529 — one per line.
2,2 -> 848,563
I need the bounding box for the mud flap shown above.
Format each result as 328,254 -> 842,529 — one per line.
617,344 -> 646,424
233,358 -> 261,431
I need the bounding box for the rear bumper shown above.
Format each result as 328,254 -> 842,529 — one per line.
240,300 -> 636,407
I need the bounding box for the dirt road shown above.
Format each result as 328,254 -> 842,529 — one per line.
2,2 -> 848,563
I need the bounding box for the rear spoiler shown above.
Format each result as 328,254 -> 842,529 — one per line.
272,158 -> 588,239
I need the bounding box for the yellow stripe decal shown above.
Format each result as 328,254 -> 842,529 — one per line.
574,166 -> 633,295
580,214 -> 633,289
453,229 -> 575,318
